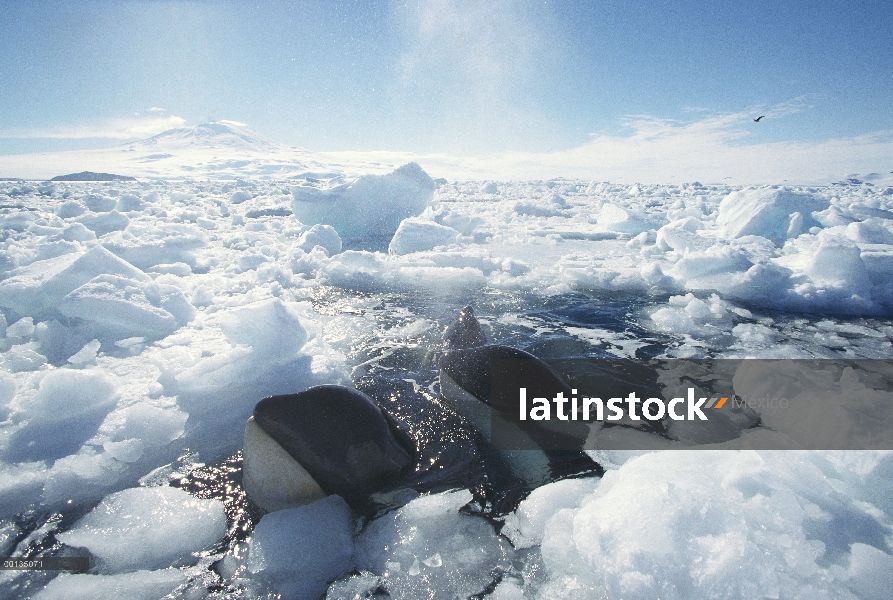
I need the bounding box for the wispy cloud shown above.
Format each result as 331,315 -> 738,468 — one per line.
0,114 -> 187,140
318,100 -> 893,185
395,0 -> 541,88
447,103 -> 893,184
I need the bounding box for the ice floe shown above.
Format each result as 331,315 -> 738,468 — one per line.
2,164 -> 893,599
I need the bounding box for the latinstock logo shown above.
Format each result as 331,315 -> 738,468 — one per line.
517,388 -> 729,422
489,358 -> 893,451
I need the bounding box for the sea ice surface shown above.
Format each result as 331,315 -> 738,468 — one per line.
2,161 -> 893,599
0,245 -> 148,317
247,494 -> 354,600
357,489 -> 510,600
3,368 -> 119,463
388,216 -> 460,255
57,486 -> 225,573
291,162 -> 436,246
31,568 -> 186,600
531,451 -> 893,600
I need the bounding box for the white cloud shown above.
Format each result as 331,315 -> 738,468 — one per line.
216,119 -> 247,128
536,118 -> 891,184
0,114 -> 187,140
331,104 -> 892,186
410,106 -> 893,185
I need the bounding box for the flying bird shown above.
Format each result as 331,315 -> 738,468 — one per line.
754,115 -> 765,122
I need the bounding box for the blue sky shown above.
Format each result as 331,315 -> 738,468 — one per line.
1,0 -> 891,171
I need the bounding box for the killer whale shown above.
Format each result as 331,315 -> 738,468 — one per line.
440,344 -> 593,450
243,385 -> 413,512
243,380 -> 487,514
442,304 -> 487,350
242,306 -> 601,515
438,308 -> 600,487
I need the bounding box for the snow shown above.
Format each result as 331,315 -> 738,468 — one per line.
1,134 -> 892,598
4,369 -> 119,463
718,187 -> 828,242
57,486 -> 225,573
532,451 -> 893,600
501,477 -> 600,550
58,274 -> 193,339
0,245 -> 149,317
291,162 -> 437,246
357,490 -> 510,600
388,216 -> 460,255
83,194 -> 117,213
296,223 -> 342,255
595,202 -> 652,234
67,339 -> 100,364
247,494 -> 354,600
172,297 -> 333,422
229,190 -> 252,204
77,210 -> 130,236
55,200 -> 86,218
31,568 -> 186,600
102,221 -> 207,269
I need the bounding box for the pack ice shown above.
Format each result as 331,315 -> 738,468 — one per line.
291,162 -> 437,248
1,163 -> 892,599
0,245 -> 193,341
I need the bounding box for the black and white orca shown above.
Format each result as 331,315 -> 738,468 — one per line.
242,306 -> 601,515
243,385 -> 413,512
439,307 -> 600,489
243,380 -> 491,514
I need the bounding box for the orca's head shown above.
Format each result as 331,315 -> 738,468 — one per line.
243,385 -> 413,512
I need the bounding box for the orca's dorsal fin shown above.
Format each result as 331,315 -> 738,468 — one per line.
443,305 -> 487,350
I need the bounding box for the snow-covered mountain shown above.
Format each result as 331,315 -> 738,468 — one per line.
132,121 -> 282,152
0,122 -> 412,181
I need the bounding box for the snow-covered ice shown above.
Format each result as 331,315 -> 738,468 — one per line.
532,451 -> 893,600
31,568 -> 187,600
357,490 -> 511,600
57,486 -> 225,573
291,162 -> 437,248
388,217 -> 460,255
1,129 -> 893,598
247,494 -> 354,599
